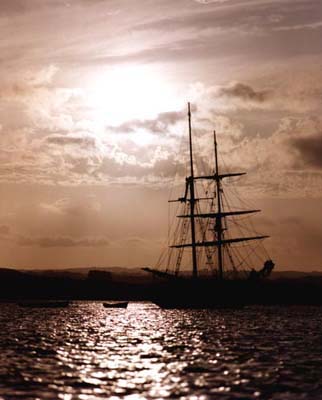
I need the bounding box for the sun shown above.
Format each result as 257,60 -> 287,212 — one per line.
86,64 -> 181,128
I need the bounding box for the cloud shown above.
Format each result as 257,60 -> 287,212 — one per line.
218,82 -> 271,103
107,110 -> 185,134
0,0 -> 320,79
0,225 -> 10,236
3,219 -> 111,250
134,1 -> 321,37
0,72 -> 320,193
46,134 -> 96,148
95,151 -> 185,182
40,197 -> 101,216
30,65 -> 59,86
0,65 -> 59,100
183,113 -> 322,198
193,0 -> 229,3
212,73 -> 322,113
17,235 -> 109,248
274,20 -> 322,32
122,237 -> 149,247
0,0 -> 31,16
291,132 -> 322,168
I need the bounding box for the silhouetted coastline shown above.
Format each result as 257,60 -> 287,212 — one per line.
1,267 -> 322,305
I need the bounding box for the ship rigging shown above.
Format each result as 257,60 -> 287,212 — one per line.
144,103 -> 274,282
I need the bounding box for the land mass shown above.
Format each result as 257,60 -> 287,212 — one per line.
1,267 -> 322,304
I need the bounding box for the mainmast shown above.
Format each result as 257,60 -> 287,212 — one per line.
188,102 -> 198,279
214,131 -> 224,279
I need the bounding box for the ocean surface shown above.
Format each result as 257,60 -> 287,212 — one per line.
0,303 -> 321,400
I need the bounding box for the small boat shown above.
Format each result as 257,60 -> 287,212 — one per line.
103,301 -> 128,308
17,301 -> 70,308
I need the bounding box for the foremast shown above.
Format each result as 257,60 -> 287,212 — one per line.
187,102 -> 198,279
214,131 -> 223,280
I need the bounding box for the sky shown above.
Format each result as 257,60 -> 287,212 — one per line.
0,0 -> 322,270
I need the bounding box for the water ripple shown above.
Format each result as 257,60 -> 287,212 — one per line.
0,303 -> 321,399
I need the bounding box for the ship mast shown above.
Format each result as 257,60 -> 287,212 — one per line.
168,105 -> 269,278
143,104 -> 272,282
214,131 -> 224,279
188,102 -> 198,279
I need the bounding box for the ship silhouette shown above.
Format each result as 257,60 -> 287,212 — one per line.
144,103 -> 274,308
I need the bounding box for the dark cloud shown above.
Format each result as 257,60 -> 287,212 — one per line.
153,157 -> 186,178
0,225 -> 10,236
0,0 -> 30,15
219,82 -> 271,103
18,235 -> 109,248
46,135 -> 96,147
108,110 -> 185,134
291,133 -> 322,168
69,157 -> 97,175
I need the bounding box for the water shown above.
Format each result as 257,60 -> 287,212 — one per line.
0,303 -> 321,399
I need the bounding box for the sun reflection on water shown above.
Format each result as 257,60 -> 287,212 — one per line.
0,303 -> 322,399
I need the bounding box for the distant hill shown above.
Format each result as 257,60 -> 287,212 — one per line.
0,268 -> 26,279
1,266 -> 322,303
0,266 -> 322,279
271,270 -> 322,279
2,266 -> 322,282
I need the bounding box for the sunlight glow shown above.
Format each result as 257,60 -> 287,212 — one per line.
87,65 -> 181,130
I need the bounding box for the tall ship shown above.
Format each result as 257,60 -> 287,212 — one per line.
144,103 -> 274,308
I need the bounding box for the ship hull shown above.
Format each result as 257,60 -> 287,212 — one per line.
152,278 -> 249,309
151,278 -> 322,308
